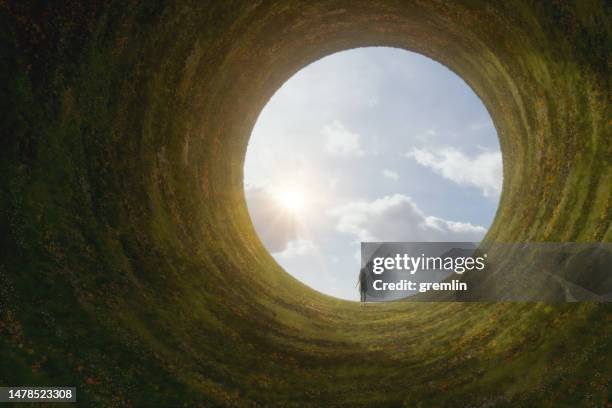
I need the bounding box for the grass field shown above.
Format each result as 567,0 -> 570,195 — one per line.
0,1 -> 610,406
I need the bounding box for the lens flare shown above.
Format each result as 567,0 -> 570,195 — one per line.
278,190 -> 304,212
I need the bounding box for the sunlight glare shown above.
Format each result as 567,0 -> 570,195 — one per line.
278,189 -> 304,213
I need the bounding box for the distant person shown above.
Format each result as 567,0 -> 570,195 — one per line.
358,265 -> 367,303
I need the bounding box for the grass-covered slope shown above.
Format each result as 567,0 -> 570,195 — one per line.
0,1 -> 610,406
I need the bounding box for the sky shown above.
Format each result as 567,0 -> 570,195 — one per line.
243,47 -> 502,301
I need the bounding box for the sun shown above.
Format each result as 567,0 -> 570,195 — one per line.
278,189 -> 304,213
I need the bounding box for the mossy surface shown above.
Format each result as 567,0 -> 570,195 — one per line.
0,1 -> 610,406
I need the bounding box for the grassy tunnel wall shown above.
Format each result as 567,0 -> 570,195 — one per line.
1,1 -> 610,406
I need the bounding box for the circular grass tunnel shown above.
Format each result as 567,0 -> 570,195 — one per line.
1,1 -> 610,406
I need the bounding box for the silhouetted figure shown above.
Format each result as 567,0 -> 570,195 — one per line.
358,266 -> 367,303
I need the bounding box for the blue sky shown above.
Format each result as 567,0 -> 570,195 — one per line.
244,47 -> 502,300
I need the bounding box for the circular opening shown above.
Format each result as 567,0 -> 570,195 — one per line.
5,2 -> 609,405
244,47 -> 502,300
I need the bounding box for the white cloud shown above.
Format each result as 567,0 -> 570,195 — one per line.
405,147 -> 502,198
245,186 -> 298,252
412,128 -> 438,144
274,237 -> 316,258
382,169 -> 399,181
329,194 -> 486,242
323,121 -> 364,157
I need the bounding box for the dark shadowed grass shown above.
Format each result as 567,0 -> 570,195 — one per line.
0,1 -> 610,406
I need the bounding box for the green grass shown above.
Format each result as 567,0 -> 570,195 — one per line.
0,1 -> 610,406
